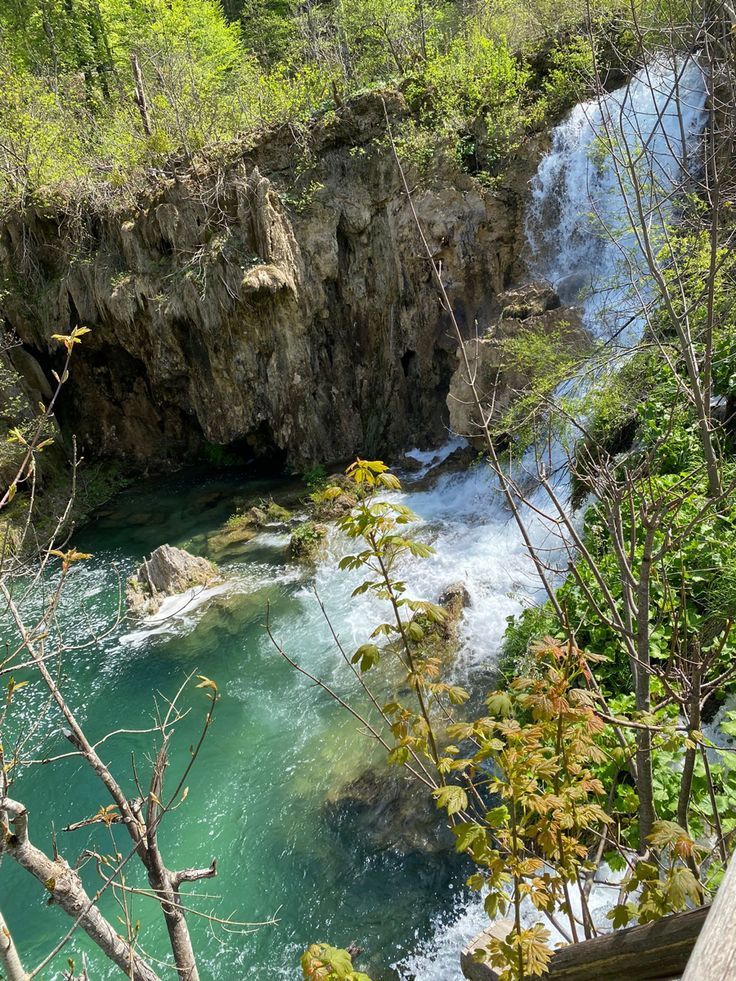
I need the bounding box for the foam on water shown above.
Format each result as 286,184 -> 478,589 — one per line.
400,60 -> 708,980
119,562 -> 303,646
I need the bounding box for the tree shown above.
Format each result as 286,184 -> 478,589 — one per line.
0,329 -> 264,980
278,5 -> 736,976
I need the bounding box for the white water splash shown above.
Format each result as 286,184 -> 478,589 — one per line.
527,57 -> 707,336
399,60 -> 708,981
118,562 -> 302,647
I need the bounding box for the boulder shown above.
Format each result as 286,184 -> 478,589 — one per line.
289,522 -> 328,562
126,544 -> 219,615
499,282 -> 559,320
439,582 -> 472,640
410,445 -> 478,491
395,454 -> 424,473
411,581 -> 472,662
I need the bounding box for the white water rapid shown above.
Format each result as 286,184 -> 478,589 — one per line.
386,60 -> 708,980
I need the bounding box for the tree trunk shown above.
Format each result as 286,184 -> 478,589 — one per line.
130,52 -> 152,137
634,527 -> 657,849
677,637 -> 702,831
146,865 -> 200,981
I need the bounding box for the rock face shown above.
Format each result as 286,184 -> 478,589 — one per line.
0,91 -> 540,472
447,282 -> 588,444
439,581 -> 472,641
126,544 -> 219,615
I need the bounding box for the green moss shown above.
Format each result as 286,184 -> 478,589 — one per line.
1,459 -> 130,557
264,500 -> 291,522
289,521 -> 328,562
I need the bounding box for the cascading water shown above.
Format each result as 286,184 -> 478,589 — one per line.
4,63 -> 709,981
528,58 -> 707,333
392,60 -> 708,980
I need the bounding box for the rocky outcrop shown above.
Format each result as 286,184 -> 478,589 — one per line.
0,91 -> 540,473
447,282 -> 588,444
439,582 -> 472,638
126,544 -> 219,615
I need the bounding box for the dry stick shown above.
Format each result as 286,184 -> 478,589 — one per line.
0,909 -> 28,981
8,626 -> 217,981
0,344 -> 74,512
1,582 -> 141,837
700,744 -> 729,866
130,53 -> 152,137
1,799 -> 159,981
594,58 -> 722,498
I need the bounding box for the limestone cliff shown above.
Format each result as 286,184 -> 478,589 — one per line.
0,91 -> 539,472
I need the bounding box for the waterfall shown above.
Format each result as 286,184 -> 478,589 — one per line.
528,58 -> 707,331
395,60 -> 708,980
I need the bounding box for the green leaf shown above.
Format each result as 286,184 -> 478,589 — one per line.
486,692 -> 513,717
351,644 -> 380,672
452,822 -> 486,852
387,745 -> 409,765
485,805 -> 509,828
433,784 -> 468,816
406,621 -> 424,642
667,867 -> 703,908
447,685 -> 470,705
606,903 -> 634,929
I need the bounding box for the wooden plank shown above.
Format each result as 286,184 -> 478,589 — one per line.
682,853 -> 736,981
545,907 -> 707,980
460,920 -> 513,981
461,907 -> 708,981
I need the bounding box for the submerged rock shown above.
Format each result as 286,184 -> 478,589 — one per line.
324,765 -> 454,856
126,544 -> 219,616
207,499 -> 293,560
409,445 -> 479,491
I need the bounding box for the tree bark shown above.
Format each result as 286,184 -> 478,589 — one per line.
0,909 -> 28,981
1,798 -> 160,981
677,636 -> 702,831
634,524 -> 657,849
146,863 -> 201,981
130,52 -> 152,137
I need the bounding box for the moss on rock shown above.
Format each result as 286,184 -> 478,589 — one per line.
289,522 -> 328,562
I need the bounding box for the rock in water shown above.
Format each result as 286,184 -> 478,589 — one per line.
324,765 -> 454,856
439,581 -> 471,640
126,544 -> 219,616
